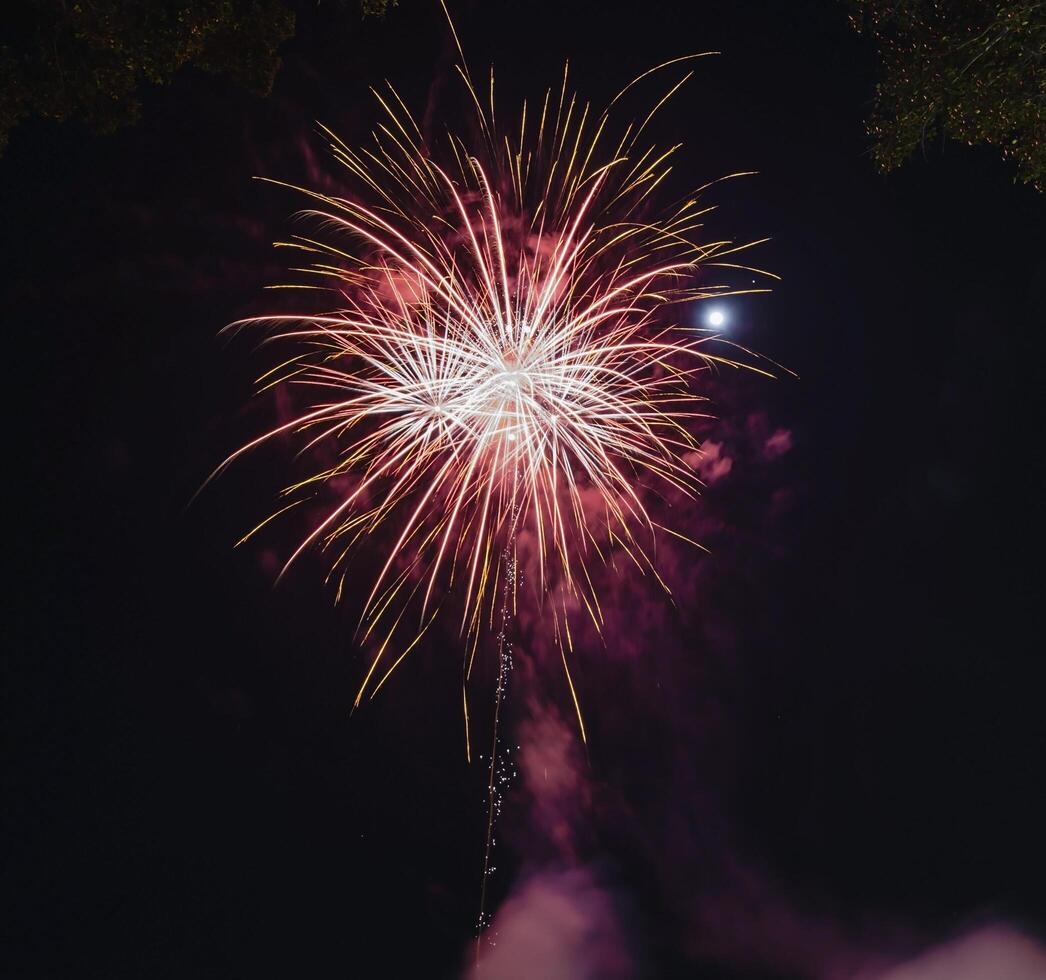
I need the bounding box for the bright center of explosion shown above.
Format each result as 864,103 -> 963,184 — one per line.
497,349 -> 524,441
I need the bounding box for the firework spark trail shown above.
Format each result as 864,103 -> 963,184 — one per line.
476,540 -> 516,962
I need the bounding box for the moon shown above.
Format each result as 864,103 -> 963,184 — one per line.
707,308 -> 726,328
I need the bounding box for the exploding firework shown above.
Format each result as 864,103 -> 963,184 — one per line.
211,27 -> 775,744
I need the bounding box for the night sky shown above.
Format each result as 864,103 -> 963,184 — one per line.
5,1 -> 1045,977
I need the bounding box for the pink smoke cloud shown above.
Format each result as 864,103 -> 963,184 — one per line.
694,439 -> 734,483
466,868 -> 638,980
467,698 -> 639,979
764,427 -> 793,459
516,703 -> 592,858
858,925 -> 1046,980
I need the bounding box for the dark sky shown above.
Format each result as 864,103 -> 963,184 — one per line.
4,1 -> 1045,977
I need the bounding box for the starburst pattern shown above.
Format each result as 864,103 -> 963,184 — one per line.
213,48 -> 775,735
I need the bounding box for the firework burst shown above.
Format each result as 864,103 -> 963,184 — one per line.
212,35 -> 776,742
